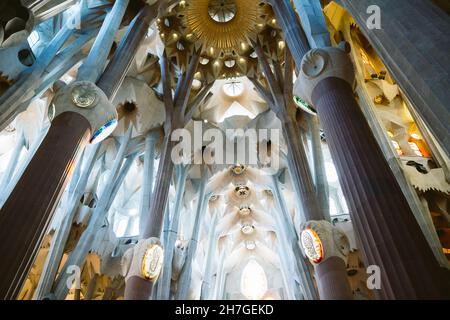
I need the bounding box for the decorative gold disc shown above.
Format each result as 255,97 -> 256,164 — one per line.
184,0 -> 261,51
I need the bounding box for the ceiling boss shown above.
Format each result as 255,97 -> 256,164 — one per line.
157,0 -> 279,80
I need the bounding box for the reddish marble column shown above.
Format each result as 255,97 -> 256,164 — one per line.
0,112 -> 90,299
124,277 -> 153,300
315,257 -> 353,300
311,76 -> 450,299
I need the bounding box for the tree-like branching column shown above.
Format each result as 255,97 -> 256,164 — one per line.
252,45 -> 323,223
123,46 -> 215,300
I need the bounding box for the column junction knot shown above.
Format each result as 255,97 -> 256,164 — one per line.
300,220 -> 350,266
121,237 -> 164,282
293,42 -> 355,106
48,81 -> 118,144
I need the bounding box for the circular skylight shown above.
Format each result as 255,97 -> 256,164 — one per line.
208,0 -> 237,23
223,80 -> 244,97
192,79 -> 202,90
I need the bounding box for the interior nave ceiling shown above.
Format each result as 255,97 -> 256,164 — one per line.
0,0 -> 448,300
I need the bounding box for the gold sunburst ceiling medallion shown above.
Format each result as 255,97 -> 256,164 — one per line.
184,0 -> 263,52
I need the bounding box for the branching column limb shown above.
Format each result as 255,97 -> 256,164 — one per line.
254,44 -> 323,222
124,47 -> 203,300
176,167 -> 209,300
157,164 -> 189,300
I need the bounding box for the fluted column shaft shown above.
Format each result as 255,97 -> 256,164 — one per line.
268,0 -> 310,71
34,144 -> 100,299
124,138 -> 175,300
200,212 -> 218,300
0,112 -> 90,299
283,118 -> 323,222
309,116 -> 330,221
97,4 -> 157,99
157,165 -> 189,300
76,0 -> 130,83
176,173 -> 208,300
311,77 -> 450,299
271,176 -> 318,299
315,256 -> 352,300
339,0 -> 450,156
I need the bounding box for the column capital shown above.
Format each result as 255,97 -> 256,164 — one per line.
49,81 -> 118,144
294,42 -> 355,106
300,220 -> 350,265
121,237 -> 164,283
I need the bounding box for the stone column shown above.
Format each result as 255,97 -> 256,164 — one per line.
34,144 -> 100,299
282,118 -> 323,222
138,132 -> 158,236
271,175 -> 318,299
0,80 -> 116,299
0,112 -> 90,300
124,139 -> 176,300
97,3 -> 157,99
339,0 -> 450,156
200,210 -> 219,300
300,220 -> 353,300
267,0 -> 310,71
356,86 -> 449,268
76,0 -> 130,83
309,116 -> 330,222
176,170 -> 209,300
124,48 -> 203,300
295,44 -> 450,299
157,164 -> 189,300
49,3 -> 158,299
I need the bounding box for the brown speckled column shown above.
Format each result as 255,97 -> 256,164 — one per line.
315,256 -> 353,300
124,277 -> 153,300
0,112 -> 90,300
311,77 -> 450,299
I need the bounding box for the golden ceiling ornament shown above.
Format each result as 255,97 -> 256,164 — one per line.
301,228 -> 324,264
231,164 -> 246,175
141,243 -> 164,282
183,0 -> 263,52
234,185 -> 251,199
239,206 -> 252,217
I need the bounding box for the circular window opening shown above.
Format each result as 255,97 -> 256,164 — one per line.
223,80 -> 244,97
18,49 -> 35,67
122,101 -> 137,113
208,0 -> 237,23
